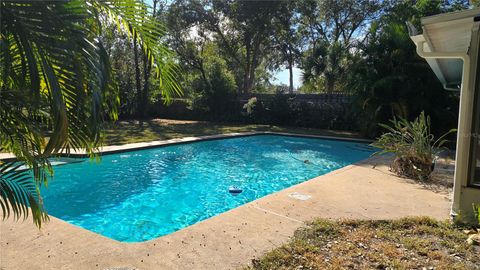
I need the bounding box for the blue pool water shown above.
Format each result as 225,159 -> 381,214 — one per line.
41,135 -> 374,242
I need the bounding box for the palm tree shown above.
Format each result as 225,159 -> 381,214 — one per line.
0,0 -> 180,227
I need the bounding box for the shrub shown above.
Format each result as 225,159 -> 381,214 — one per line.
204,61 -> 237,118
189,58 -> 238,120
267,92 -> 294,125
243,97 -> 258,116
371,112 -> 455,181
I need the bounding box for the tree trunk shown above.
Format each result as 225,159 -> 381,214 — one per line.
244,37 -> 261,93
199,66 -> 211,91
248,60 -> 256,92
139,0 -> 156,119
133,38 -> 142,118
243,39 -> 252,94
325,77 -> 335,94
288,58 -> 294,94
142,53 -> 150,118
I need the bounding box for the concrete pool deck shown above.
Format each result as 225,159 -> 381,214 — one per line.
0,134 -> 451,270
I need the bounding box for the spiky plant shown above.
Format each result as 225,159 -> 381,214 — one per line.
0,0 -> 180,227
371,112 -> 455,181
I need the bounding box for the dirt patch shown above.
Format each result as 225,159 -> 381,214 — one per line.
247,217 -> 479,270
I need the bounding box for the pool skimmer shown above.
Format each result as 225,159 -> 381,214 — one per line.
288,192 -> 311,201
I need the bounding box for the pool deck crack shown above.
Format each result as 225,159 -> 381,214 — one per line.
252,205 -> 304,224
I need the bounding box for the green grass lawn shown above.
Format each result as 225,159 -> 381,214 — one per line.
102,118 -> 364,145
246,217 -> 479,270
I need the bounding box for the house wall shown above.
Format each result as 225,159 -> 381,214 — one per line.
453,22 -> 480,222
459,187 -> 480,221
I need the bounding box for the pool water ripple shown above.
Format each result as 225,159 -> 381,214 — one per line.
41,135 -> 374,242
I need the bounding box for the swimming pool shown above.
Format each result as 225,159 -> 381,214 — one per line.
41,134 -> 374,242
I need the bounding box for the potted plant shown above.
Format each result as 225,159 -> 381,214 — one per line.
371,112 -> 456,181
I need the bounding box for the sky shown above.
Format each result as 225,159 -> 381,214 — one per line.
273,67 -> 303,88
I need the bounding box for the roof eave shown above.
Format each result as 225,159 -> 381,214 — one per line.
421,7 -> 480,26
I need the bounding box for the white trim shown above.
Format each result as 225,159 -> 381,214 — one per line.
421,7 -> 480,26
410,35 -> 467,90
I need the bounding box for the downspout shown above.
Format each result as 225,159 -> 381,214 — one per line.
412,39 -> 471,219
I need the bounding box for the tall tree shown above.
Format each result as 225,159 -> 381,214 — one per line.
166,0 -> 213,91
133,37 -> 143,117
224,0 -> 282,93
172,0 -> 282,93
269,1 -> 303,93
298,0 -> 384,93
140,0 -> 168,118
347,0 -> 468,137
166,2 -> 238,117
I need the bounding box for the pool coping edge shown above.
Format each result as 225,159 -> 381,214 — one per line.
0,131 -> 372,161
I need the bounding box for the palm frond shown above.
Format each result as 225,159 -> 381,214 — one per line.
0,161 -> 49,228
0,0 -> 180,226
91,0 -> 182,102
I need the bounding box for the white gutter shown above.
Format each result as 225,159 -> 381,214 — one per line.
415,40 -> 469,60
413,39 -> 469,91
